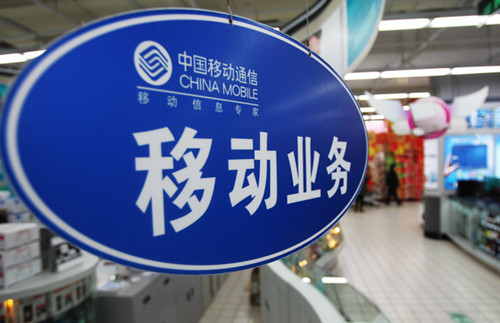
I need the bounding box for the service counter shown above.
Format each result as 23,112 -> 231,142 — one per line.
260,224 -> 389,323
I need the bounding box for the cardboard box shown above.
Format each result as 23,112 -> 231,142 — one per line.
0,258 -> 42,288
0,241 -> 40,268
0,224 -> 39,250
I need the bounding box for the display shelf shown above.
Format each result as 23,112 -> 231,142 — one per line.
449,197 -> 500,273
479,219 -> 500,232
0,252 -> 98,301
448,233 -> 500,273
367,130 -> 424,201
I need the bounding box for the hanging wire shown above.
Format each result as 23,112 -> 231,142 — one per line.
306,0 -> 311,56
227,0 -> 233,24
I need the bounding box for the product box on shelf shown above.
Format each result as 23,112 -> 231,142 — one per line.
0,241 -> 40,268
0,198 -> 28,217
50,237 -> 83,272
48,285 -> 73,317
7,212 -> 32,224
0,223 -> 39,250
72,278 -> 89,306
0,257 -> 42,288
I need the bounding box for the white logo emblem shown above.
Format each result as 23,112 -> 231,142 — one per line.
134,41 -> 172,86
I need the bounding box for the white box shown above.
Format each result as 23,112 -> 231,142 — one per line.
0,223 -> 39,250
0,257 -> 42,288
7,212 -> 33,223
0,241 -> 40,268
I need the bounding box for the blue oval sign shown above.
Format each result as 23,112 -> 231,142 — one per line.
1,9 -> 367,274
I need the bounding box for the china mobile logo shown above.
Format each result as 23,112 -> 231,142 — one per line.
134,41 -> 172,86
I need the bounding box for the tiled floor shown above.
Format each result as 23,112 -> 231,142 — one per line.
199,202 -> 500,323
199,269 -> 261,323
335,202 -> 500,323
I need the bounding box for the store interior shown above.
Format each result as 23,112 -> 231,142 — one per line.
0,0 -> 500,322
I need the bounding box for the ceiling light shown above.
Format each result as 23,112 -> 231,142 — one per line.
378,14 -> 500,31
486,14 -> 500,25
370,115 -> 385,120
344,71 -> 380,80
0,53 -> 27,65
403,105 -> 410,111
378,18 -> 430,31
23,50 -> 46,60
321,276 -> 348,284
409,92 -> 431,98
374,93 -> 408,100
429,15 -> 484,28
356,92 -> 429,102
451,66 -> 500,75
381,68 -> 451,78
363,115 -> 370,120
360,107 -> 376,113
302,277 -> 311,283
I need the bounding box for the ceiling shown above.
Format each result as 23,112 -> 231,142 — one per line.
0,0 -> 498,96
351,0 -> 500,95
0,0 -> 318,53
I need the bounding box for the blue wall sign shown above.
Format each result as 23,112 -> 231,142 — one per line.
1,9 -> 367,274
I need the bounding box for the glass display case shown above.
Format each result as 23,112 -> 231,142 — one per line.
280,224 -> 390,323
450,197 -> 500,270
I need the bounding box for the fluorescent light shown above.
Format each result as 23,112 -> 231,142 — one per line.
321,276 -> 348,284
409,92 -> 431,98
0,53 -> 27,64
344,71 -> 380,80
430,15 -> 484,28
381,68 -> 451,78
403,105 -> 410,111
370,115 -> 385,120
451,66 -> 500,75
360,107 -> 376,113
0,49 -> 46,65
23,50 -> 46,59
363,115 -> 370,120
349,65 -> 500,81
374,93 -> 408,100
379,18 -> 430,31
486,14 -> 500,25
356,92 -> 429,102
302,277 -> 311,283
379,14 -> 500,31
